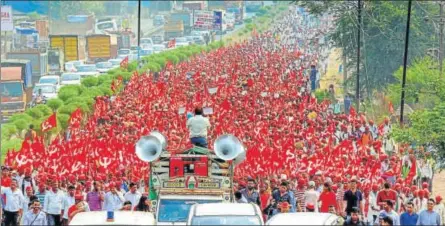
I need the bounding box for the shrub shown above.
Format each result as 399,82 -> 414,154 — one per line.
34,104 -> 53,116
1,139 -> 23,158
81,76 -> 99,87
57,113 -> 70,130
25,108 -> 44,119
8,113 -> 33,123
1,124 -> 18,139
46,98 -> 64,111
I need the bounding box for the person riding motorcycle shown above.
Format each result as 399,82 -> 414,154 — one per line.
34,89 -> 45,105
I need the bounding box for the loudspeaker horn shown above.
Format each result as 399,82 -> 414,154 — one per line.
135,135 -> 163,162
233,145 -> 246,166
214,134 -> 243,161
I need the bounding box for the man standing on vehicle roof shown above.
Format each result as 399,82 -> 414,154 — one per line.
186,107 -> 211,148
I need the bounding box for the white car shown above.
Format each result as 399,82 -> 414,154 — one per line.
141,38 -> 154,49
95,61 -> 113,73
152,44 -> 166,54
187,203 -> 264,225
64,60 -> 84,72
175,37 -> 190,47
266,213 -> 343,225
75,64 -> 99,78
38,75 -> 61,90
117,49 -> 131,59
108,58 -> 123,68
33,83 -> 58,100
70,211 -> 155,225
60,73 -> 81,86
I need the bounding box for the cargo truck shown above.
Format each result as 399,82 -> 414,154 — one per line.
170,12 -> 192,35
135,133 -> 246,225
0,61 -> 33,120
6,51 -> 48,85
164,21 -> 184,40
86,35 -> 112,63
50,15 -> 95,36
183,1 -> 205,11
47,48 -> 65,75
49,35 -> 79,63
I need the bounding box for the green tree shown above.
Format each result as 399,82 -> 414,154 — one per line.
298,1 -> 437,97
46,98 -> 64,111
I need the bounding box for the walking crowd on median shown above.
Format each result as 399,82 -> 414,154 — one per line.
1,5 -> 443,226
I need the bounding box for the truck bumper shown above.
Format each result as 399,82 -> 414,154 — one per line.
1,110 -> 25,122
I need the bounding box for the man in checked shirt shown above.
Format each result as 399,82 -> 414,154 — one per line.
295,179 -> 306,212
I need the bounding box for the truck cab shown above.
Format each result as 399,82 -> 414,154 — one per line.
0,67 -> 33,120
95,18 -> 118,34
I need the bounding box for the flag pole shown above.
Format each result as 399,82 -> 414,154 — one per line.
399,0 -> 412,125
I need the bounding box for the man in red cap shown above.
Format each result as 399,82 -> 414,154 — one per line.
368,184 -> 380,223
67,194 -> 90,223
434,195 -> 444,224
35,182 -> 47,209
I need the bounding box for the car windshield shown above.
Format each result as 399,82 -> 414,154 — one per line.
34,85 -> 56,94
158,199 -> 221,223
65,63 -> 75,70
76,65 -> 96,72
176,38 -> 187,43
71,61 -> 83,67
61,74 -> 80,81
141,39 -> 152,44
118,49 -> 130,55
39,78 -> 58,85
96,62 -> 112,69
0,82 -> 23,97
191,216 -> 261,226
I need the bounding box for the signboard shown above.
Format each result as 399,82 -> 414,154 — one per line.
193,10 -> 223,31
1,6 -> 13,31
213,11 -> 222,31
193,10 -> 213,30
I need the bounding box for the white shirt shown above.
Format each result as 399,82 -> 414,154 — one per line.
23,210 -> 47,225
124,191 -> 141,209
62,195 -> 75,219
43,189 -> 65,215
434,203 -> 445,225
103,191 -> 124,211
1,186 -> 24,212
304,189 -> 319,212
368,191 -> 379,217
186,115 -> 211,138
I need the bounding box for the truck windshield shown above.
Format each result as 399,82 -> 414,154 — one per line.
118,49 -> 130,55
0,82 -> 23,97
97,22 -> 114,30
39,78 -> 58,85
191,216 -> 262,225
158,199 -> 221,223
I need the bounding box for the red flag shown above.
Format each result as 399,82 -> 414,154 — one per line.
389,101 -> 394,114
120,56 -> 129,69
350,106 -> 356,117
69,108 -> 82,128
111,80 -> 116,93
168,39 -> 176,48
41,113 -> 57,132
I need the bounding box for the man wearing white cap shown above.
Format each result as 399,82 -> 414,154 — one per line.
304,181 -> 319,212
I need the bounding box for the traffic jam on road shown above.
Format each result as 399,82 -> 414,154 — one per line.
0,1 -> 245,123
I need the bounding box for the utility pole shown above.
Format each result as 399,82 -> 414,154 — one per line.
400,0 -> 413,125
439,1 -> 444,78
137,0 -> 141,68
356,0 -> 362,112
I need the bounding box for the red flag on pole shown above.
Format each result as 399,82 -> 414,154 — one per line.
350,106 -> 356,117
389,101 -> 394,114
41,113 -> 57,132
69,108 -> 82,128
120,56 -> 129,69
168,39 -> 176,48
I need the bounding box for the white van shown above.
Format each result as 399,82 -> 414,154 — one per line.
69,211 -> 156,225
60,73 -> 81,86
266,212 -> 343,225
187,203 -> 264,225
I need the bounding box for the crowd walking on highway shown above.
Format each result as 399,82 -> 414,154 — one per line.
1,5 -> 442,226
